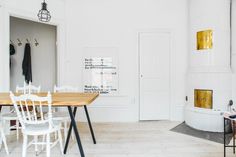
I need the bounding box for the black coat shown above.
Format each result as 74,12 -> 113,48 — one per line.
22,43 -> 32,84
10,44 -> 15,68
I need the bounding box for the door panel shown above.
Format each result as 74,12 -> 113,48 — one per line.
139,32 -> 171,120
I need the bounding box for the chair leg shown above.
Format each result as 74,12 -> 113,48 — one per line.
0,130 -> 2,148
0,136 -> 2,149
16,120 -> 19,140
34,136 -> 38,154
1,129 -> 9,155
64,121 -> 67,142
3,120 -> 7,134
42,135 -> 46,151
22,135 -> 28,157
58,130 -> 63,155
46,134 -> 50,157
54,132 -> 57,140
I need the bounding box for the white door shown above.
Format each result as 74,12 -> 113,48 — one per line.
139,32 -> 171,120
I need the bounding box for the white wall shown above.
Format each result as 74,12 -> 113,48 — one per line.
1,0 -> 65,20
10,17 -> 57,92
0,0 -> 66,92
231,0 -> 236,101
0,1 -> 4,91
65,0 -> 189,122
232,0 -> 236,70
0,0 -> 189,122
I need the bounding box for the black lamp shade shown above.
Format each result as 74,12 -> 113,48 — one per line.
38,1 -> 51,22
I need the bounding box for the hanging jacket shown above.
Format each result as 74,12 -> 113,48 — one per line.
10,44 -> 15,55
22,43 -> 32,84
10,44 -> 15,68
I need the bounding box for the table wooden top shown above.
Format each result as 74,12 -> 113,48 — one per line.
0,92 -> 99,107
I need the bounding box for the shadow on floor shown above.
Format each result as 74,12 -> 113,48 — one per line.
170,122 -> 232,144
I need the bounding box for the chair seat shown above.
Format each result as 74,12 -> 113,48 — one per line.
1,112 -> 18,120
24,121 -> 61,135
51,112 -> 70,121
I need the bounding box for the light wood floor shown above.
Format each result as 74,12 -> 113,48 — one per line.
0,121 -> 234,157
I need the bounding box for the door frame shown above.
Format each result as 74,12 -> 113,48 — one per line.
0,6 -> 66,134
138,29 -> 173,121
9,16 -> 58,90
1,6 -> 66,91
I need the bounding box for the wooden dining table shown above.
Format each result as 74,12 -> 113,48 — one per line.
0,92 -> 99,157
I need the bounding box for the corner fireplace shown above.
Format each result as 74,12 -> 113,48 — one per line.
194,89 -> 213,109
185,0 -> 232,133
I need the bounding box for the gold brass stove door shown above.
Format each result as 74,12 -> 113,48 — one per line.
194,89 -> 213,109
197,30 -> 213,50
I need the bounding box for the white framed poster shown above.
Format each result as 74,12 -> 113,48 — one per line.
83,47 -> 119,95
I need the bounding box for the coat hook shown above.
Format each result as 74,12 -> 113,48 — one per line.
17,38 -> 22,46
26,38 -> 30,43
34,39 -> 39,46
10,40 -> 13,44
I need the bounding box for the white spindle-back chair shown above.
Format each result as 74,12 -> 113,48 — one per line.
52,85 -> 79,141
54,85 -> 79,93
2,82 -> 41,141
16,82 -> 41,94
0,117 -> 9,155
10,92 -> 63,157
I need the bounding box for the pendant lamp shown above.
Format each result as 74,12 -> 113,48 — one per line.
37,0 -> 51,22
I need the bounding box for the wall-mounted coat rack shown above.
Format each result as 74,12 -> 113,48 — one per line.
34,39 -> 39,46
10,38 -> 39,47
26,38 -> 30,43
17,38 -> 22,46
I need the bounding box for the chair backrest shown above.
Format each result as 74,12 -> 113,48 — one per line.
10,92 -> 53,130
54,85 -> 79,93
16,82 -> 41,94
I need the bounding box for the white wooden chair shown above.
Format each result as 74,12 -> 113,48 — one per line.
1,82 -> 41,140
0,116 -> 9,155
52,85 -> 78,141
16,82 -> 41,94
10,92 -> 63,157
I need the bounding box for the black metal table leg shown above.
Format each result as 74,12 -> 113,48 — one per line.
64,107 -> 85,157
224,118 -> 226,157
64,107 -> 77,154
233,121 -> 235,154
84,106 -> 96,144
